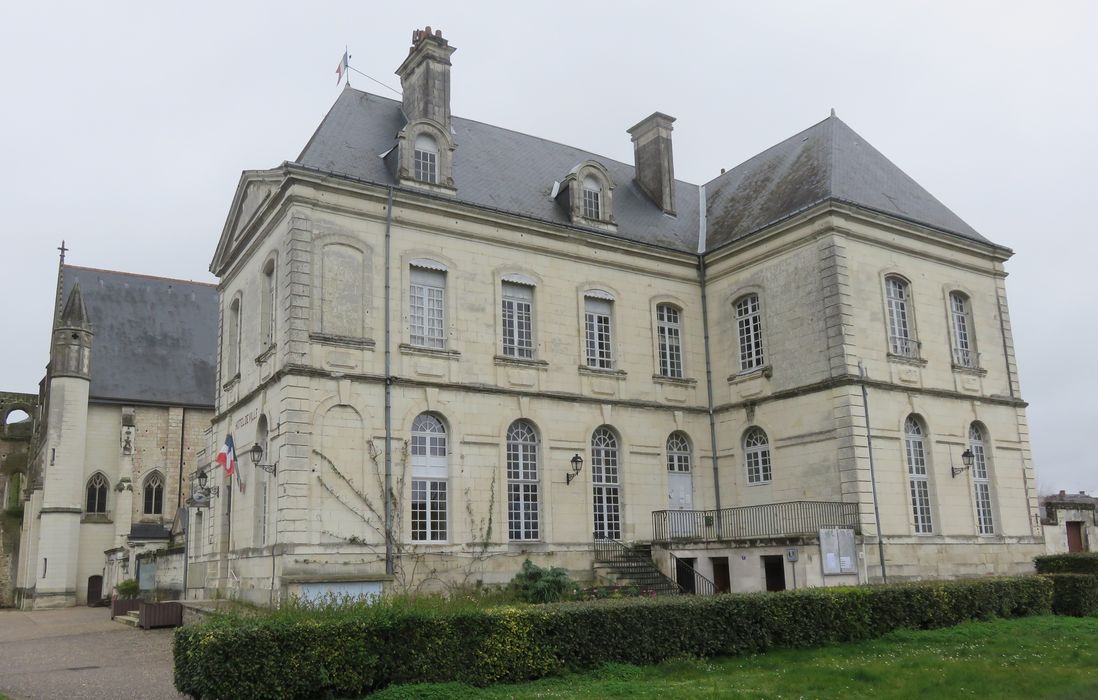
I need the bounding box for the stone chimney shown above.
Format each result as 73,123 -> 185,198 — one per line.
627,112 -> 677,215
395,26 -> 456,130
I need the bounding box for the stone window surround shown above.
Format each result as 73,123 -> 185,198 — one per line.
397,119 -> 456,192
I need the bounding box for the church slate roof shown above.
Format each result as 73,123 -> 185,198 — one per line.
61,266 -> 217,407
296,88 -> 702,253
704,116 -> 990,250
295,89 -> 991,255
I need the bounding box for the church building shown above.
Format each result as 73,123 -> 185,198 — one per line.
194,27 -> 1042,602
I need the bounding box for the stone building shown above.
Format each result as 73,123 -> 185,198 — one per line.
1041,491 -> 1095,555
13,262 -> 216,608
193,27 -> 1043,602
1,392 -> 37,606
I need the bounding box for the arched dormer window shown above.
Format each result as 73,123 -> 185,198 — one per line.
85,473 -> 109,514
556,161 -> 615,228
414,133 -> 439,184
395,121 -> 455,191
143,471 -> 164,516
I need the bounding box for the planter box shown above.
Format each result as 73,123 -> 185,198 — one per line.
111,598 -> 140,620
139,601 -> 183,629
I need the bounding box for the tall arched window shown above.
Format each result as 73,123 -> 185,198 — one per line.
591,427 -> 621,539
85,473 -> 108,514
506,420 -> 539,541
656,304 -> 684,378
735,294 -> 764,371
885,276 -> 916,357
904,416 -> 933,534
666,432 -> 691,473
413,134 -> 439,183
743,427 -> 771,484
970,423 -> 995,535
226,296 -> 242,378
410,413 -> 447,542
950,292 -> 977,368
261,257 -> 277,349
143,471 -> 164,516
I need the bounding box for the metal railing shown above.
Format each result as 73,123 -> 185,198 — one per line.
669,552 -> 718,596
592,533 -> 681,595
652,500 -> 860,545
952,347 -> 980,369
889,336 -> 920,358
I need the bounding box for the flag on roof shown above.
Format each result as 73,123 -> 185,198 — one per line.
336,50 -> 349,84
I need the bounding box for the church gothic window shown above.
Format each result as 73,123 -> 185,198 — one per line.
506,420 -> 539,541
143,471 -> 164,516
410,413 -> 448,542
85,473 -> 108,514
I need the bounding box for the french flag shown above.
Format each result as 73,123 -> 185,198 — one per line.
215,434 -> 237,477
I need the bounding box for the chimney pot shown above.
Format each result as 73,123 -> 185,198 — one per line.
395,26 -> 456,129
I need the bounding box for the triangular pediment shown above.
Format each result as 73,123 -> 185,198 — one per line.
210,169 -> 287,275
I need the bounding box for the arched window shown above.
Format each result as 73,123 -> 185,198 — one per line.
666,432 -> 691,473
885,276 -> 916,357
904,416 -> 933,533
743,427 -> 771,484
735,294 -> 764,371
970,423 -> 994,535
656,304 -> 683,378
226,296 -> 242,378
143,471 -> 164,516
261,257 -> 277,348
85,473 -> 109,514
414,133 -> 439,184
950,292 -> 977,368
506,420 -> 539,541
582,175 -> 602,220
591,427 -> 621,539
410,413 -> 447,542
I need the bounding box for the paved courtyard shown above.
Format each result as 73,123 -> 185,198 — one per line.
0,607 -> 184,699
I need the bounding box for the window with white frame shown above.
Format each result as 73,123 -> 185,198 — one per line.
885,276 -> 917,357
501,281 -> 534,359
506,420 -> 539,541
261,258 -> 276,348
904,416 -> 933,534
950,292 -> 977,368
656,304 -> 684,378
744,427 -> 771,484
735,294 -> 764,371
85,473 -> 108,514
584,293 -> 614,369
410,413 -> 447,542
413,133 -> 439,184
409,266 -> 446,349
666,432 -> 691,473
970,423 -> 994,535
143,471 -> 164,516
591,427 -> 621,539
582,175 -> 601,220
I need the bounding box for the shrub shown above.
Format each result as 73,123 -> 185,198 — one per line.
115,579 -> 140,598
1045,574 -> 1098,616
174,576 -> 1051,699
508,559 -> 577,604
1035,553 -> 1098,575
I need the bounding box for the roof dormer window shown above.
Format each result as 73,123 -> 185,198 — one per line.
414,133 -> 439,184
555,161 -> 616,230
582,175 -> 601,220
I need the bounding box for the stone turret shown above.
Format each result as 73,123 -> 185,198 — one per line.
395,26 -> 456,131
51,283 -> 93,379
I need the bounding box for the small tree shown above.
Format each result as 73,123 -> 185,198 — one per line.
115,578 -> 140,599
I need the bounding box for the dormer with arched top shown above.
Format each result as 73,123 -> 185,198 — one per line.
393,119 -> 456,192
554,160 -> 616,231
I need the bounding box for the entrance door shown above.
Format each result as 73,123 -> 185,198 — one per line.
675,557 -> 697,594
762,555 -> 786,592
87,575 -> 103,605
1067,522 -> 1085,553
710,557 -> 731,593
666,432 -> 693,537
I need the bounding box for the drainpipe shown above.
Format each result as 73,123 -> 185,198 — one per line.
698,256 -> 721,514
859,362 -> 887,584
176,408 -> 186,513
383,187 -> 395,577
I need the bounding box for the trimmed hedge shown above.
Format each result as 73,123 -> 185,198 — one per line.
1045,574 -> 1098,616
174,576 -> 1051,699
1035,553 -> 1098,574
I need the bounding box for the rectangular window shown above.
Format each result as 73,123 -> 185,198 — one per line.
410,267 -> 446,349
584,297 -> 614,369
414,149 -> 437,184
411,479 -> 447,541
226,299 -> 241,378
501,282 -> 534,359
735,295 -> 764,371
950,293 -> 975,368
507,483 -> 539,541
886,278 -> 917,357
261,262 -> 276,348
656,305 -> 683,378
905,435 -> 933,534
583,188 -> 601,220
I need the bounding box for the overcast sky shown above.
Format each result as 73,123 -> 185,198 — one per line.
1,1 -> 1094,494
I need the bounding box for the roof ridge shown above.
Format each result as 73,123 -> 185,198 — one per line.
703,114 -> 834,189
65,265 -> 217,288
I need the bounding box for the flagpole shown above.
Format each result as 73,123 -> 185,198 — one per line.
345,45 -> 350,87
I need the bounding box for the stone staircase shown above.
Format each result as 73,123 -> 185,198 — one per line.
114,611 -> 140,627
592,540 -> 682,596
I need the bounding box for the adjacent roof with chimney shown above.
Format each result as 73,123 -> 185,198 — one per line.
61,266 -> 217,407
295,90 -> 994,254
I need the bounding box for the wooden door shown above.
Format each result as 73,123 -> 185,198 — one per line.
87,575 -> 103,605
1067,521 -> 1084,552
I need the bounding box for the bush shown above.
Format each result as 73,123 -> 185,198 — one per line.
1045,574 -> 1098,616
174,576 -> 1051,699
1035,553 -> 1098,575
508,559 -> 577,604
115,579 -> 140,598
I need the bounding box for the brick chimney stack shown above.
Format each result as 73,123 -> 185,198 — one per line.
395,26 -> 456,131
627,112 -> 677,215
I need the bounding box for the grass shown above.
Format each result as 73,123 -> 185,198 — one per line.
368,615 -> 1098,699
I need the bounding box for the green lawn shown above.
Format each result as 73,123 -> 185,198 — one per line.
369,615 -> 1098,699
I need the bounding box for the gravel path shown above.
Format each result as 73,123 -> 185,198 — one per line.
0,607 -> 184,700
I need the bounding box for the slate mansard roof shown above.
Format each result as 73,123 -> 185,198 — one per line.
61,266 -> 218,407
293,87 -> 995,254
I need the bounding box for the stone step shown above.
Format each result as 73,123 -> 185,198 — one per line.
115,613 -> 140,628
